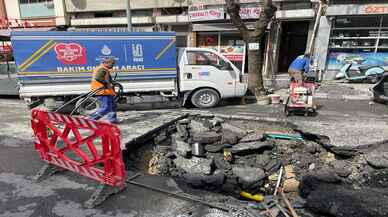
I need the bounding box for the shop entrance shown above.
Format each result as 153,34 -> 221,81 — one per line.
278,21 -> 310,73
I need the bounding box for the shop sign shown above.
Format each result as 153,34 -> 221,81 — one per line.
248,43 -> 260,51
364,5 -> 388,14
327,4 -> 388,16
220,46 -> 245,62
189,8 -> 225,22
240,7 -> 261,19
226,7 -> 261,19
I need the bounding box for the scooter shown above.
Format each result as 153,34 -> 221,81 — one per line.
337,63 -> 385,83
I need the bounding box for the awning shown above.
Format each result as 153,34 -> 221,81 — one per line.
0,27 -> 54,39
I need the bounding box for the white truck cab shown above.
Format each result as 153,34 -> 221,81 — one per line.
178,48 -> 247,108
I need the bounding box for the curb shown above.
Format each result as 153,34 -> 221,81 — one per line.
314,93 -> 372,101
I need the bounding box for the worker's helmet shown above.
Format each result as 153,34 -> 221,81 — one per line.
102,57 -> 115,65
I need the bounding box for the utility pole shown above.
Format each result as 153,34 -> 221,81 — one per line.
307,0 -> 323,54
126,0 -> 132,31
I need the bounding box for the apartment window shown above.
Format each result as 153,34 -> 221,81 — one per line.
19,0 -> 55,18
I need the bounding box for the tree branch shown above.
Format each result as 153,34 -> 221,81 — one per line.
225,0 -> 249,41
250,0 -> 277,40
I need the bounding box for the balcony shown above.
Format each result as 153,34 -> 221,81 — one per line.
20,2 -> 55,18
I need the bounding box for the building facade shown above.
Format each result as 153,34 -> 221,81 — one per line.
188,0 -> 317,82
62,0 -> 190,47
3,0 -> 388,81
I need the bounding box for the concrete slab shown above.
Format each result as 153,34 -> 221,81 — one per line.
118,110 -> 188,149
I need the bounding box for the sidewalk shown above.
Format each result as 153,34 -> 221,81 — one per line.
274,81 -> 374,101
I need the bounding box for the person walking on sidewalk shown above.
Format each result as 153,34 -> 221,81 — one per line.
288,53 -> 311,86
89,58 -> 118,124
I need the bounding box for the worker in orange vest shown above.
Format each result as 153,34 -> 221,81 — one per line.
89,58 -> 118,124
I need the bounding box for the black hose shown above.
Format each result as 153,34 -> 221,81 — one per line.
70,83 -> 124,115
54,87 -> 105,113
55,81 -> 124,115
69,88 -> 103,115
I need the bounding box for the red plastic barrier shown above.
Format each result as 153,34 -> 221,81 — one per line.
31,109 -> 125,187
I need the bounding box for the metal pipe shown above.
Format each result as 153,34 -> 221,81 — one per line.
126,0 -> 132,32
273,166 -> 284,196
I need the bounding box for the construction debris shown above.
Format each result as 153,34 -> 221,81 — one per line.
125,115 -> 388,217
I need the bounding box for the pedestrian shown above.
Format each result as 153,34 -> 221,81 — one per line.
89,57 -> 118,124
288,53 -> 311,86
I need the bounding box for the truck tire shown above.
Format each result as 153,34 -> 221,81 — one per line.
191,88 -> 220,108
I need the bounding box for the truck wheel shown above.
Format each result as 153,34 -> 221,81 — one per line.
191,88 -> 220,108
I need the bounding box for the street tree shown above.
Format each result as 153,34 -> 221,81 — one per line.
225,0 -> 276,98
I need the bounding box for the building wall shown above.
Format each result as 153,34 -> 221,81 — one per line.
0,0 -> 7,18
131,0 -> 188,9
54,0 -> 68,26
65,0 -> 125,12
65,0 -> 188,12
4,0 -> 20,20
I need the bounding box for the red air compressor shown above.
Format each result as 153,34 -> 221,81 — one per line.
284,79 -> 317,116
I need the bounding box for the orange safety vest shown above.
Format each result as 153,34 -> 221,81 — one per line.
90,65 -> 116,96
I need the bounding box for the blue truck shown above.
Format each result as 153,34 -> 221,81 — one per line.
11,31 -> 247,109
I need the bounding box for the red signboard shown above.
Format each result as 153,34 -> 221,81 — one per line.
54,43 -> 87,65
365,5 -> 388,14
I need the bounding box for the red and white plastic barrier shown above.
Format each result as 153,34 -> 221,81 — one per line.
31,109 -> 126,187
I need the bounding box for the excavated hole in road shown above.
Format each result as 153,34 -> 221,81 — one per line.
123,115 -> 388,217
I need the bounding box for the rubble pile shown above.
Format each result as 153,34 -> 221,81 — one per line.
140,115 -> 388,217
147,115 -> 334,197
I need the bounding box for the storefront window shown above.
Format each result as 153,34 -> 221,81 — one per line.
197,33 -> 246,73
329,16 -> 388,52
327,16 -> 388,71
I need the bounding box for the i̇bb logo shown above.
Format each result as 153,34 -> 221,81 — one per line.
54,43 -> 87,65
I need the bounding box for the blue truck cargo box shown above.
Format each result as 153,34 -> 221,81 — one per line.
11,31 -> 177,85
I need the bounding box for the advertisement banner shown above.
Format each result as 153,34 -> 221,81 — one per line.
220,46 -> 245,62
189,8 -> 225,22
11,32 -> 177,82
326,52 -> 388,70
